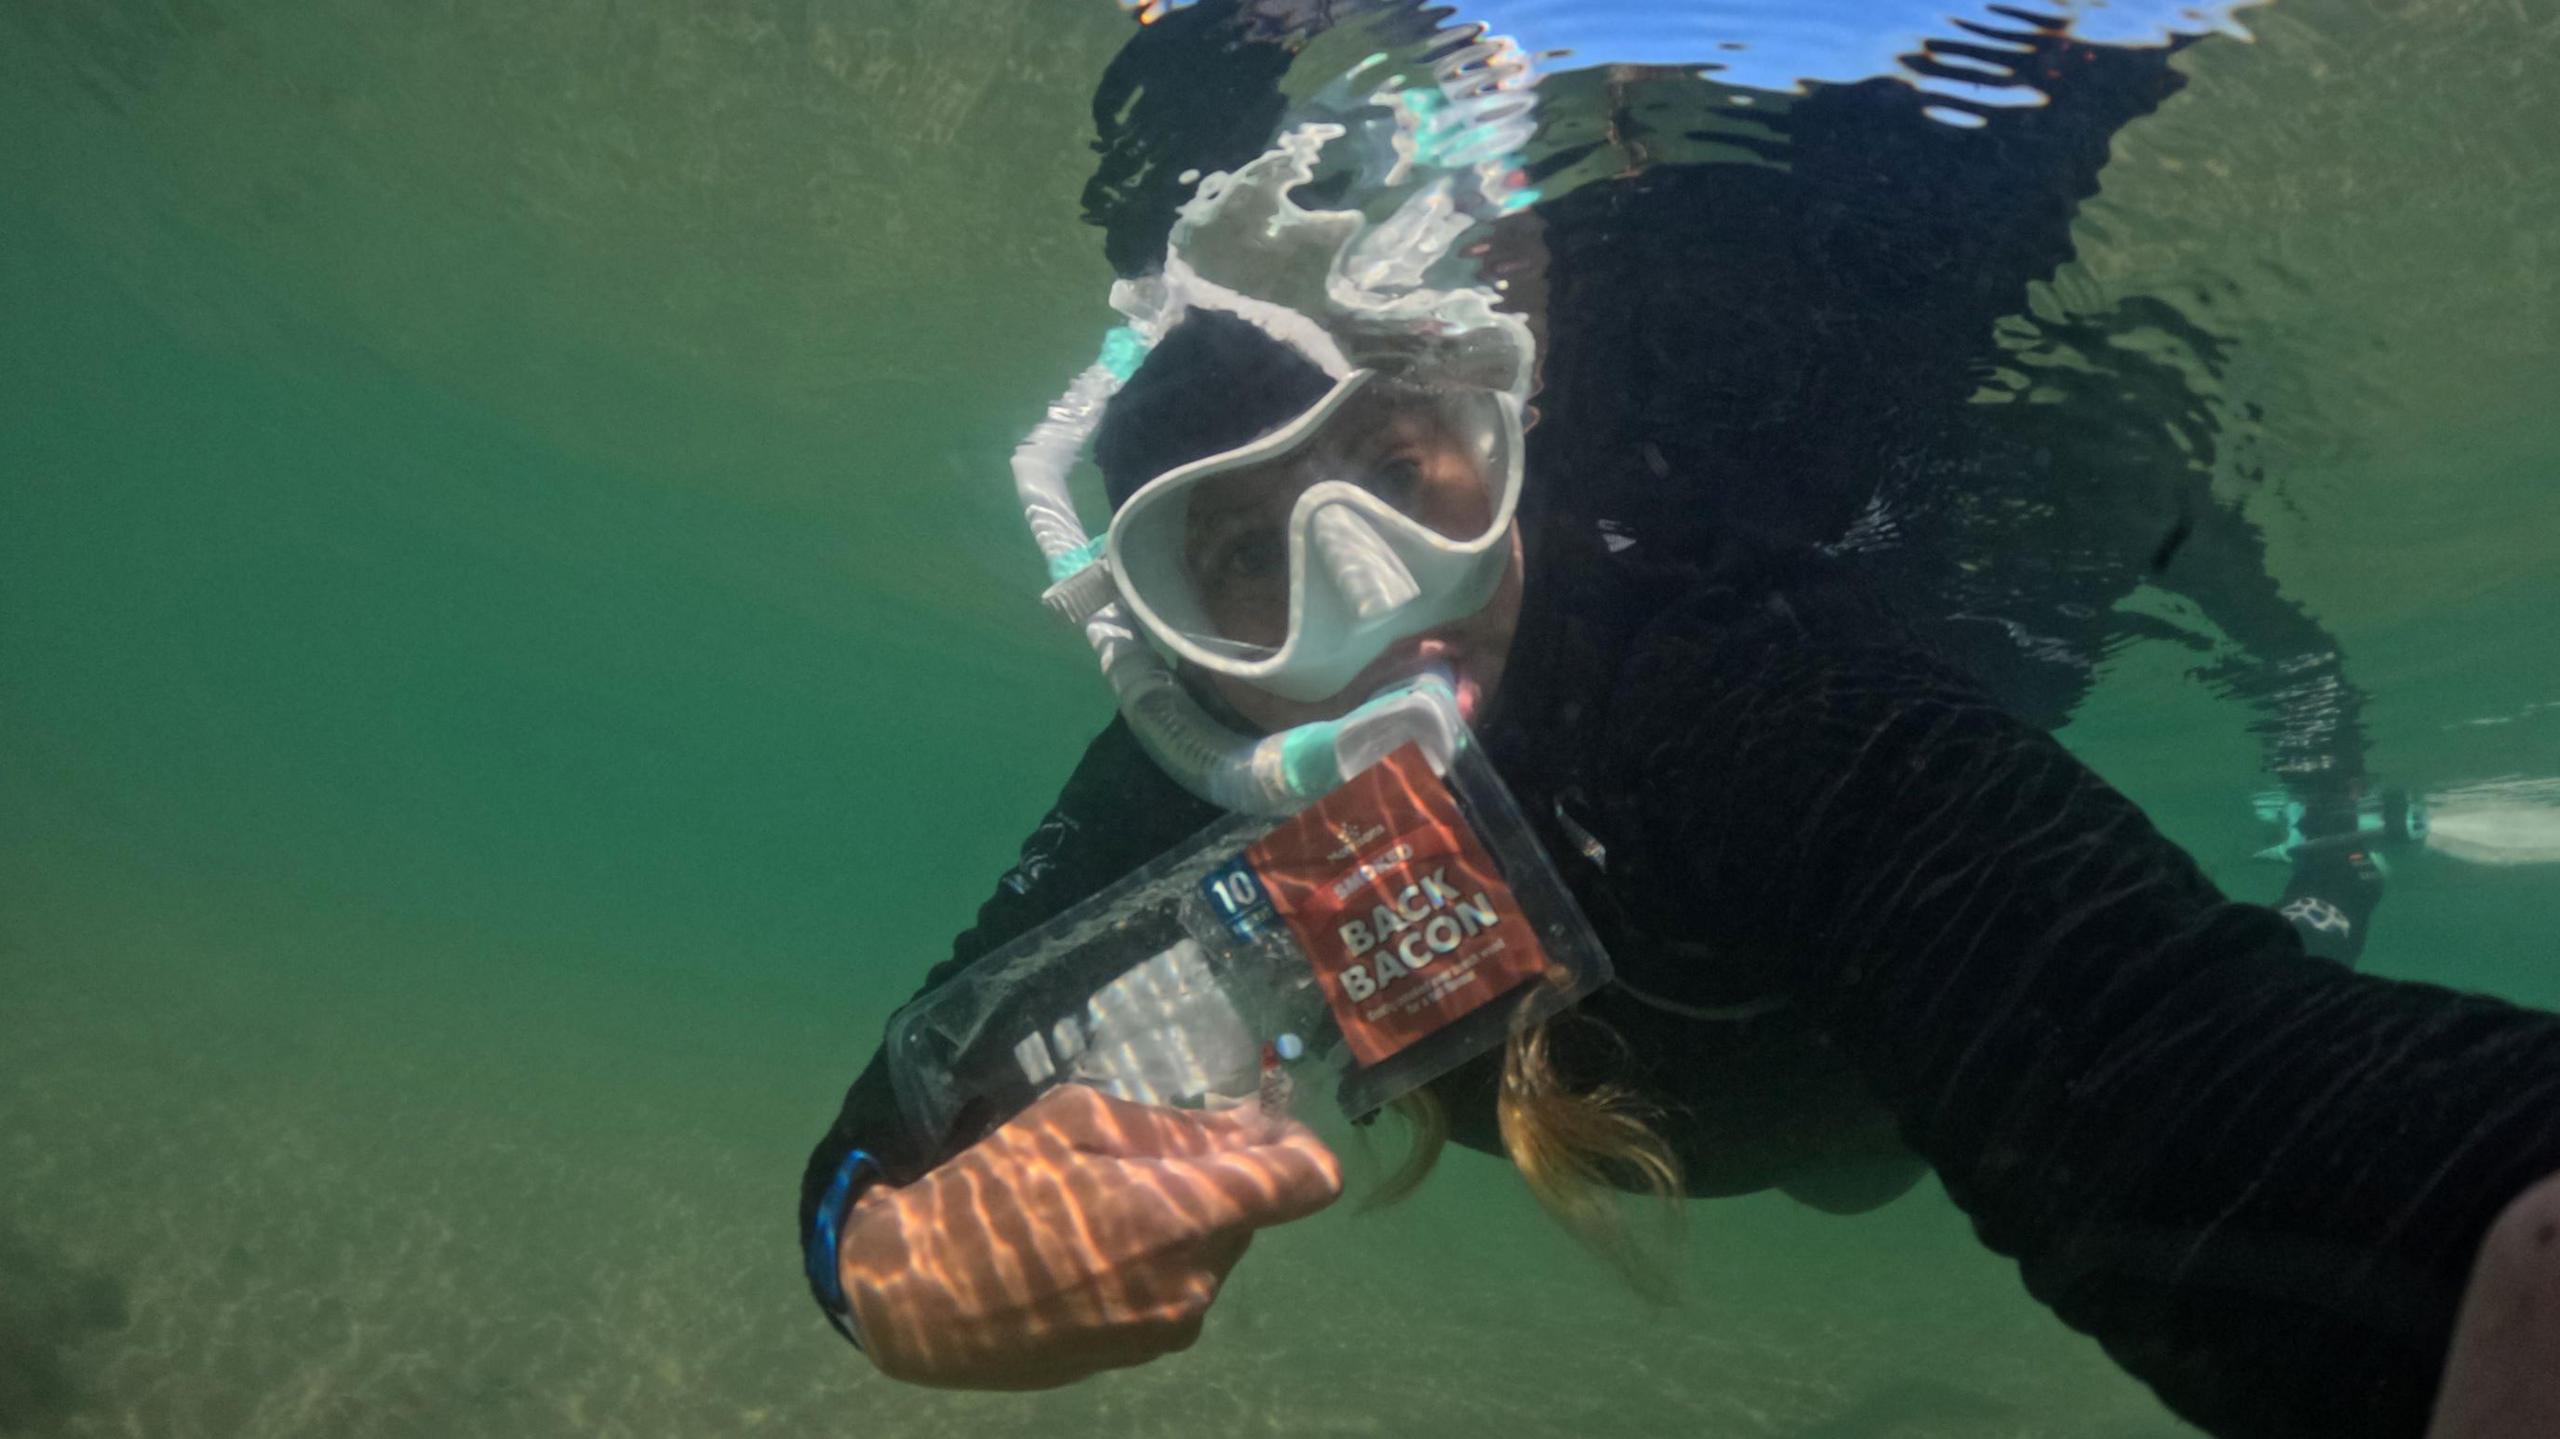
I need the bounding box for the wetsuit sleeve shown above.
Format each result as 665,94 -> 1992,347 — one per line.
1599,581 -> 2560,1439
796,719 -> 1215,1232
2165,497 -> 2370,802
2157,496 -> 2388,962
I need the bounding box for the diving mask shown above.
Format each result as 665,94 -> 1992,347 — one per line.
1107,370 -> 1525,705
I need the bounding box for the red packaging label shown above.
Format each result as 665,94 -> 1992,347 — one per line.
1246,744 -> 1548,1067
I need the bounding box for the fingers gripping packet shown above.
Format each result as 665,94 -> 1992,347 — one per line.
883,733 -> 1610,1159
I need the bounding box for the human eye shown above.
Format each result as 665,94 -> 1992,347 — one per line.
1364,454 -> 1424,503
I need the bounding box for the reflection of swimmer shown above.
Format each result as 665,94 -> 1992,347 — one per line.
798,20 -> 2560,1439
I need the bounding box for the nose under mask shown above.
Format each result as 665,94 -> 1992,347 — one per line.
1310,503 -> 1423,621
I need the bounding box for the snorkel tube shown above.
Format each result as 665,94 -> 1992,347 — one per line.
1009,332 -> 1314,815
1008,30 -> 1539,816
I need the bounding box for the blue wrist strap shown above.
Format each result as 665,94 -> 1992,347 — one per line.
805,1147 -> 880,1350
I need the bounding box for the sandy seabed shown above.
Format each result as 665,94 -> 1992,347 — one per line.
0,946 -> 2188,1439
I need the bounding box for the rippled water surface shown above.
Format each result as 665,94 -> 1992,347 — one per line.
3,1 -> 2554,1434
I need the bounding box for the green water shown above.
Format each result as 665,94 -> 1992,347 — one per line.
3,2 -> 2555,1435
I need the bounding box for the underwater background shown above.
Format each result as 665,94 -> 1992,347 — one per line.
3,1 -> 2555,1434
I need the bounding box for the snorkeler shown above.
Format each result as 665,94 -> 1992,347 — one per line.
799,12 -> 2560,1439
1081,0 -> 2406,966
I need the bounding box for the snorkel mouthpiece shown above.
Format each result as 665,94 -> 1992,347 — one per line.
1277,668 -> 1467,801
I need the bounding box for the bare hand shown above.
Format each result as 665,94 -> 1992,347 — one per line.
837,1084 -> 1343,1389
2427,1169 -> 2560,1438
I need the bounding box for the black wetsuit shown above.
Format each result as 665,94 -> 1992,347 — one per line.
803,542 -> 2560,1439
798,9 -> 2526,1437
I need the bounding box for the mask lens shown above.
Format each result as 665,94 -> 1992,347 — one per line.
1178,383 -> 1502,649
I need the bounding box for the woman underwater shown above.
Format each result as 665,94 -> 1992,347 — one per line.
1081,0 -> 2406,964
801,8 -> 2559,1437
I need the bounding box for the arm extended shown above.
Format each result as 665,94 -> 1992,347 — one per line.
1597,576 -> 2560,1438
797,720 -> 1214,1245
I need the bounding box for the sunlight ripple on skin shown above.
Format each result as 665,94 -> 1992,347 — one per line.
838,1086 -> 1339,1389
